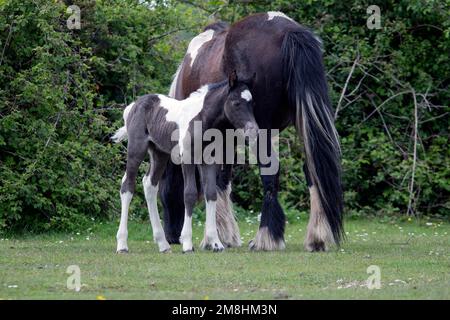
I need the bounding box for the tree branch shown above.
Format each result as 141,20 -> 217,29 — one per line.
407,87 -> 419,216
335,53 -> 359,119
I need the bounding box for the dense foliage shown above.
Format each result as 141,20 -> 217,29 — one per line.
0,0 -> 448,232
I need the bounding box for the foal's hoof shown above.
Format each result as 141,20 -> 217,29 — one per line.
182,248 -> 195,254
116,248 -> 129,254
201,240 -> 225,252
213,243 -> 224,252
160,248 -> 172,254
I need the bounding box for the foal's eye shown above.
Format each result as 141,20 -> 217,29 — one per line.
232,101 -> 240,107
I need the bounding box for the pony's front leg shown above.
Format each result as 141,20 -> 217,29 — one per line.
180,164 -> 196,253
199,164 -> 224,252
249,134 -> 286,251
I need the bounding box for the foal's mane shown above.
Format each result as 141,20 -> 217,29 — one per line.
185,79 -> 228,101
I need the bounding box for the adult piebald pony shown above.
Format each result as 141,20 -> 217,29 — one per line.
161,12 -> 344,251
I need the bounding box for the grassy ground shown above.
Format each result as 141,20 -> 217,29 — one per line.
0,217 -> 449,300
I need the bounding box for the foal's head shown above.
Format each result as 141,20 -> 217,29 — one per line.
224,71 -> 259,135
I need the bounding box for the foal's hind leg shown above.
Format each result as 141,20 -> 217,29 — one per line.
116,139 -> 148,253
143,146 -> 171,253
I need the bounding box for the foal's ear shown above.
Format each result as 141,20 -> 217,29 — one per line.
228,70 -> 238,89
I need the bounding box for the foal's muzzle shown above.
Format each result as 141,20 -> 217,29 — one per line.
244,122 -> 259,145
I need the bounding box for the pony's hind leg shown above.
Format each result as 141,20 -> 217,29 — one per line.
199,164 -> 224,252
303,164 -> 335,252
116,139 -> 148,253
143,146 -> 171,253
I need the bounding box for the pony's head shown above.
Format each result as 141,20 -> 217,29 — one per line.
224,71 -> 259,136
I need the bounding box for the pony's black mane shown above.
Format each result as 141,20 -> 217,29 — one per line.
203,21 -> 229,32
207,79 -> 228,91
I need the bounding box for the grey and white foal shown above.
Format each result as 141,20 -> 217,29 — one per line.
112,73 -> 258,253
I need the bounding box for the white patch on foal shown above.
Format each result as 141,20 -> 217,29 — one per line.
241,89 -> 252,102
187,29 -> 214,67
158,86 -> 208,156
123,102 -> 135,128
201,200 -> 224,251
111,103 -> 135,143
267,11 -> 295,23
142,176 -> 170,253
116,191 -> 132,252
180,210 -> 193,252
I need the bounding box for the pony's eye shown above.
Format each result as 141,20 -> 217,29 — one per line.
232,101 -> 240,106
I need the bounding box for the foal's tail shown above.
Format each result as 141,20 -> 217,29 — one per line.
111,102 -> 135,143
281,30 -> 344,245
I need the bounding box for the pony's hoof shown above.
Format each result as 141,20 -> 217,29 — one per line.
304,240 -> 327,252
248,227 -> 286,251
160,248 -> 172,254
182,248 -> 195,254
116,248 -> 129,254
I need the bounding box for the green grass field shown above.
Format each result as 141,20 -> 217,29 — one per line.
1,217 -> 449,300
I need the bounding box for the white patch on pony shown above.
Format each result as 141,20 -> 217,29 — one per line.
168,63 -> 182,98
267,11 -> 295,23
241,89 -> 252,102
304,185 -> 334,252
157,86 -> 209,156
215,183 -> 242,247
187,29 -> 214,67
116,191 -> 133,252
142,177 -> 170,253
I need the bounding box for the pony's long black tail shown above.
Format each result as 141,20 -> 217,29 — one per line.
281,29 -> 344,245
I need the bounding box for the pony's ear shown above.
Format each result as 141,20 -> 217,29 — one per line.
229,70 -> 238,89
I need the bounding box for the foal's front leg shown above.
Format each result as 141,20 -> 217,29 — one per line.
180,164 -> 196,253
199,164 -> 224,252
